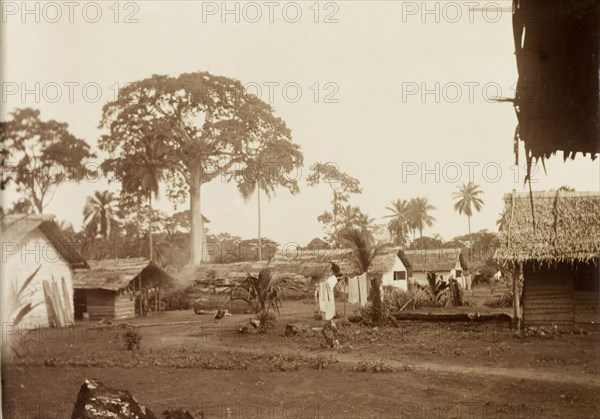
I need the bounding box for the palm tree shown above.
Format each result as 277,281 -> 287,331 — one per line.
408,197 -> 436,246
452,182 -> 484,260
83,191 -> 120,239
356,212 -> 375,235
384,199 -> 411,247
339,228 -> 384,324
496,208 -> 509,232
124,138 -> 171,261
557,185 -> 575,192
237,169 -> 276,262
338,205 -> 362,230
237,141 -> 302,261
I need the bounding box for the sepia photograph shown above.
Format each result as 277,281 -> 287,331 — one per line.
1,1 -> 599,418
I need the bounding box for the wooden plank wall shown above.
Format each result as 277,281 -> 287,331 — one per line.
574,291 -> 599,330
86,290 -> 116,321
523,265 -> 574,329
114,294 -> 135,319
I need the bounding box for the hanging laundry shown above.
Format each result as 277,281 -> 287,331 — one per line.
357,273 -> 368,307
347,276 -> 359,304
317,276 -> 337,320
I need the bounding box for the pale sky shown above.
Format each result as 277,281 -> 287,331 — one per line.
2,1 -> 599,247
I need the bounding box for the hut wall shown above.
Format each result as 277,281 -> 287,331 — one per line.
382,257 -> 408,290
2,230 -> 74,329
523,264 -> 574,329
114,294 -> 135,319
411,270 -> 452,287
574,261 -> 599,330
86,290 -> 117,321
574,291 -> 599,330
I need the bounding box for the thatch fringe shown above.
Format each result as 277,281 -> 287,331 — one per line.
495,191 -> 600,264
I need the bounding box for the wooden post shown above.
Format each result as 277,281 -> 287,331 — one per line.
513,264 -> 521,330
158,286 -> 161,313
138,273 -> 143,317
343,278 -> 347,318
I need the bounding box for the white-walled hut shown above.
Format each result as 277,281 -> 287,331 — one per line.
404,248 -> 468,288
73,258 -> 177,321
495,191 -> 600,330
1,214 -> 89,329
372,247 -> 413,290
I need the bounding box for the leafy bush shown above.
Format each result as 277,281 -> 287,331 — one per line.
162,287 -> 193,311
409,272 -> 451,308
119,328 -> 142,350
225,267 -> 286,332
382,288 -> 413,312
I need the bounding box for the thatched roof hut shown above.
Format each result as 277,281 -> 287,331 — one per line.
2,214 -> 88,328
2,214 -> 88,269
177,247 -> 414,286
403,248 -> 467,273
495,191 -> 600,330
74,258 -> 177,291
495,191 -> 600,264
73,258 -> 178,321
178,248 -> 349,285
513,0 -> 600,163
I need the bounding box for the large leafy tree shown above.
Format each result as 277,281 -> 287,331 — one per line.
452,182 -> 484,260
408,235 -> 444,250
1,108 -> 94,212
307,163 -> 362,247
235,141 -> 303,261
99,72 -> 302,265
384,199 -> 411,247
83,190 -> 120,239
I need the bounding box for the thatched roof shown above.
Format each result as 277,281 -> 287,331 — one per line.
404,248 -> 466,273
177,247 -> 415,284
369,247 -> 413,276
495,191 -> 600,264
177,250 -> 339,284
513,0 -> 600,162
73,258 -> 177,291
2,214 -> 88,269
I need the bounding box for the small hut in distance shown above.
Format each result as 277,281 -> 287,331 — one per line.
495,191 -> 600,330
73,258 -> 177,321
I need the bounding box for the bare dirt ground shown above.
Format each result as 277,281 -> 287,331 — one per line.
3,300 -> 599,418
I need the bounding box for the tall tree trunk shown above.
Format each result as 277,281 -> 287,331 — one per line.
257,182 -> 262,261
370,273 -> 383,325
138,272 -> 143,317
189,166 -> 205,265
467,215 -> 472,261
148,192 -> 153,261
333,191 -> 339,248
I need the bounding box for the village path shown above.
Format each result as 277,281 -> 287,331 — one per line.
208,341 -> 600,389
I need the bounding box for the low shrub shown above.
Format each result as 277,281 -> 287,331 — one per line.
118,327 -> 142,351
383,288 -> 413,312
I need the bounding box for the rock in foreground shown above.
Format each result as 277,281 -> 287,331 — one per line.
72,379 -> 157,419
